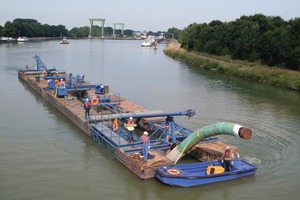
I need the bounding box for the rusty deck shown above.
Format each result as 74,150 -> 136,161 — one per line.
18,71 -> 174,179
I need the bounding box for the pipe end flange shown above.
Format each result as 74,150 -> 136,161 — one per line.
239,127 -> 252,140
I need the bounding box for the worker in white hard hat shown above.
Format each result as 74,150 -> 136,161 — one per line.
140,131 -> 150,162
99,84 -> 105,94
83,98 -> 91,119
59,78 -> 65,87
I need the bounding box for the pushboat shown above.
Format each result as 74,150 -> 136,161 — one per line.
155,159 -> 257,187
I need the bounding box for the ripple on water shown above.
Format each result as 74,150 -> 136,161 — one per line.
243,117 -> 295,175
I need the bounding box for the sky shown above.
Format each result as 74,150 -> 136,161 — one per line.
0,0 -> 299,32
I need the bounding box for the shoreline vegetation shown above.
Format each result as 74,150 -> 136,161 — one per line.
164,40 -> 300,92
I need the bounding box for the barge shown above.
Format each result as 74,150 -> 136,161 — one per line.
18,55 -> 253,180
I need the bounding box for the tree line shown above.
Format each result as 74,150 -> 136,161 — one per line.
0,18 -> 152,38
0,19 -> 69,38
174,14 -> 300,71
2,16 -> 299,71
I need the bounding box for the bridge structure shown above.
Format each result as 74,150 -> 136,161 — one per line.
112,23 -> 125,37
89,18 -> 105,37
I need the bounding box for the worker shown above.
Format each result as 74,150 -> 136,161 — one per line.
222,146 -> 233,172
112,119 -> 118,132
100,84 -> 105,94
140,131 -> 150,162
126,117 -> 135,143
83,98 -> 91,119
59,79 -> 65,87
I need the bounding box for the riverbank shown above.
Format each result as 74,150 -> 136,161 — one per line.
164,40 -> 300,92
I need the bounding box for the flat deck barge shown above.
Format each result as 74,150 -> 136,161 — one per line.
18,55 -> 243,179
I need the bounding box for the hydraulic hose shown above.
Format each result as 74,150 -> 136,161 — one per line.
166,122 -> 252,162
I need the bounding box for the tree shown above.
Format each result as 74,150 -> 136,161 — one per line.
286,18 -> 300,70
179,23 -> 203,50
2,21 -> 16,37
178,14 -> 299,70
166,27 -> 181,40
0,25 -> 3,36
69,26 -> 90,37
42,24 -> 52,37
50,25 -> 68,37
231,19 -> 261,60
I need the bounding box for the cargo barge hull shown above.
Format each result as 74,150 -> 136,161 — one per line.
18,55 -> 241,179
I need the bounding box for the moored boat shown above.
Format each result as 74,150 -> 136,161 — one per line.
155,159 -> 257,187
0,37 -> 16,43
141,36 -> 155,47
60,37 -> 69,44
17,37 -> 29,42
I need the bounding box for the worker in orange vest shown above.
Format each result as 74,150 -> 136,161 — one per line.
112,119 -> 118,132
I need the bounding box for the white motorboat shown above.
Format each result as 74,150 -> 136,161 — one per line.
60,37 -> 69,44
141,36 -> 155,47
17,37 -> 29,42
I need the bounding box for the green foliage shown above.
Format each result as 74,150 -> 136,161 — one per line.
164,43 -> 300,91
1,18 -> 68,37
0,25 -> 3,36
1,18 -> 142,38
179,14 -> 300,71
69,26 -> 89,37
166,27 -> 181,39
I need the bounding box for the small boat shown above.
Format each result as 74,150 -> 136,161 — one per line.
60,37 -> 69,44
0,37 -> 16,43
17,37 -> 29,42
155,159 -> 257,187
152,40 -> 158,50
141,36 -> 155,47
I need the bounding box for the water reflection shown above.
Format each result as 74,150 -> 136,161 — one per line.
1,39 -> 300,199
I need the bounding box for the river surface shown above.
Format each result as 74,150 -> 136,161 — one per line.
0,39 -> 299,200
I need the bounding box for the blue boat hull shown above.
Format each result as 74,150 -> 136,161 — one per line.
155,159 -> 256,187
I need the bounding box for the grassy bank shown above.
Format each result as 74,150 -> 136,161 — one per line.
164,41 -> 300,92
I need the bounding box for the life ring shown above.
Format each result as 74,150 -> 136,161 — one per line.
91,97 -> 99,106
42,70 -> 47,76
166,169 -> 180,175
54,80 -> 60,86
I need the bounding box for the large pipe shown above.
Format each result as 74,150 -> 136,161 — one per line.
166,122 -> 252,162
89,109 -> 195,122
89,110 -> 164,122
18,70 -> 66,75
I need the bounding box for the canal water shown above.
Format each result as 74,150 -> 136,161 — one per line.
0,39 -> 299,200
